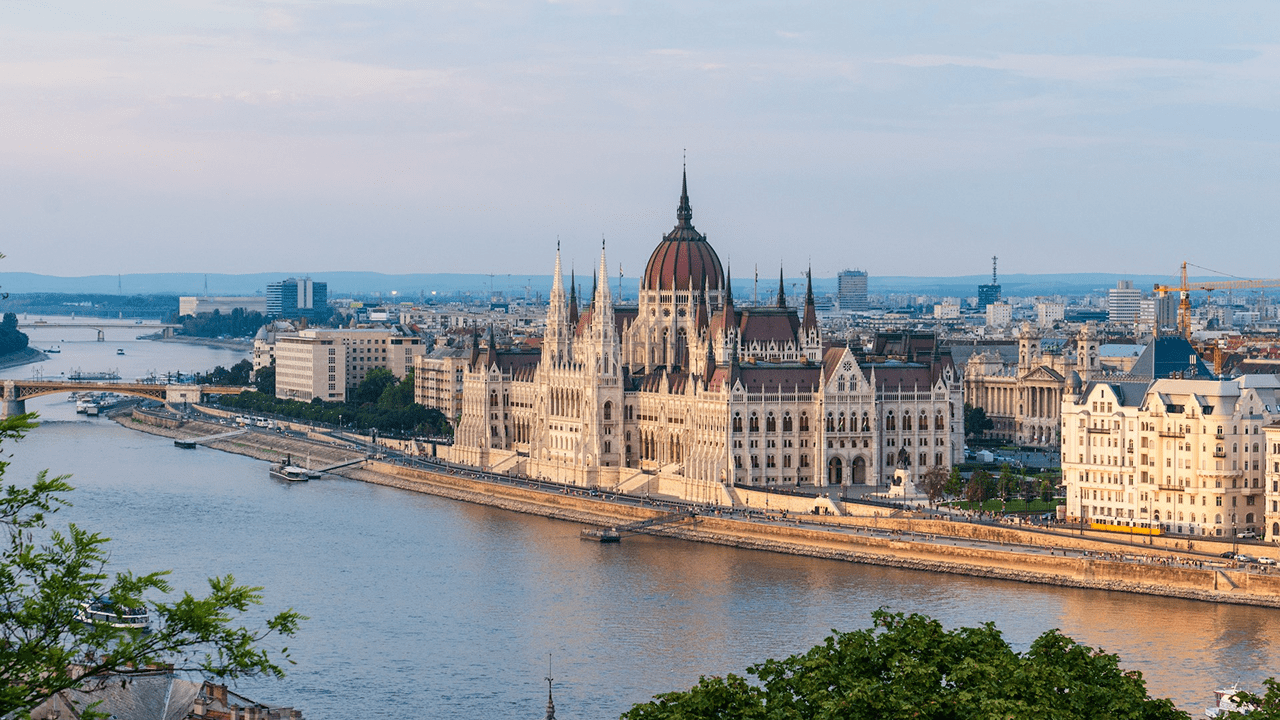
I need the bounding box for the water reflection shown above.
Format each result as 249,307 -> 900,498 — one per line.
5,400 -> 1278,717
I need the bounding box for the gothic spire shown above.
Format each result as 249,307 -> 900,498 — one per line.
544,656 -> 556,720
676,167 -> 693,227
776,266 -> 786,308
802,268 -> 818,334
568,269 -> 579,327
485,325 -> 498,368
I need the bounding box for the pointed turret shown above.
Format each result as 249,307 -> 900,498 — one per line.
676,167 -> 693,228
469,323 -> 480,369
802,268 -> 818,334
776,267 -> 787,308
568,269 -> 579,328
485,326 -> 498,369
695,275 -> 709,331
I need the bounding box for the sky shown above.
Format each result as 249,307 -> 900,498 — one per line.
4,1 -> 1280,282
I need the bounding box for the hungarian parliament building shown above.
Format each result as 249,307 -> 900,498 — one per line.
446,174 -> 964,503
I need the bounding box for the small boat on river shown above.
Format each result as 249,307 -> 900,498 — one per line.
270,455 -> 316,482
75,596 -> 150,631
1205,684 -> 1254,717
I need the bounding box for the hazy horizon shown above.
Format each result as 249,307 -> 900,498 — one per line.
5,2 -> 1279,280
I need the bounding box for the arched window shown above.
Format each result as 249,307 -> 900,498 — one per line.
749,414 -> 759,432
903,414 -> 912,431
799,413 -> 809,432
862,413 -> 870,432
733,414 -> 743,433
826,413 -> 835,432
838,413 -> 846,432
782,413 -> 793,432
935,412 -> 945,430
766,413 -> 777,432
603,401 -> 612,421
886,412 -> 896,432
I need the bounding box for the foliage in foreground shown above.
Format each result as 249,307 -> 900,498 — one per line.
0,414 -> 304,718
622,610 -> 1189,720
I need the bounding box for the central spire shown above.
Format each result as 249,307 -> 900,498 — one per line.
676,167 -> 693,227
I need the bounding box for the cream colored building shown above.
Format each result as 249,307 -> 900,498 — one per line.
274,328 -> 424,402
985,302 -> 1012,327
1062,374 -> 1279,538
413,346 -> 471,427
447,174 -> 964,503
962,323 -> 1100,449
1266,424 -> 1280,540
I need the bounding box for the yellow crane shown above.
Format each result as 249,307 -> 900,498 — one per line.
1153,263 -> 1280,339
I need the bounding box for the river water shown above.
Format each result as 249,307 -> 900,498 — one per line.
5,320 -> 1279,718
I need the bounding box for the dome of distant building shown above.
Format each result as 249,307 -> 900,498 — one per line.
642,171 -> 724,292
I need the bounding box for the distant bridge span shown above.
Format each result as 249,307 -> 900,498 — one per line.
0,380 -> 249,418
20,321 -> 182,341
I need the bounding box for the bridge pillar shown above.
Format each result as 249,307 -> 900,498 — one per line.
97,329 -> 104,342
1,381 -> 24,419
162,327 -> 175,339
165,384 -> 203,406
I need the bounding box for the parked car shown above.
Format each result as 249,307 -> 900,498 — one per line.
1238,530 -> 1258,539
1221,551 -> 1239,558
1258,557 -> 1276,566
1234,554 -> 1257,563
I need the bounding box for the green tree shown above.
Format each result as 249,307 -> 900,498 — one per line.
963,403 -> 993,440
919,465 -> 949,506
997,463 -> 1018,504
943,466 -> 964,497
622,610 -> 1187,720
252,365 -> 276,396
353,368 -> 397,406
1039,479 -> 1056,505
0,414 -> 303,718
966,469 -> 994,506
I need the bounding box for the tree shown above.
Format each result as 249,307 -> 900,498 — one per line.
943,466 -> 964,498
919,466 -> 949,506
963,403 -> 993,440
1039,479 -> 1056,505
621,610 -> 1188,720
352,368 -> 397,406
252,365 -> 276,396
966,469 -> 995,506
0,414 -> 303,718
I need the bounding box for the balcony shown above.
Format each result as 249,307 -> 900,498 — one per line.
1157,484 -> 1185,492
1087,427 -> 1111,434
1213,450 -> 1227,458
1158,430 -> 1185,438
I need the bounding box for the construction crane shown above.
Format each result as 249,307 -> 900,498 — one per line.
1154,262 -> 1280,339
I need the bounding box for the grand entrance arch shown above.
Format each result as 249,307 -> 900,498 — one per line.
852,455 -> 867,484
827,456 -> 843,484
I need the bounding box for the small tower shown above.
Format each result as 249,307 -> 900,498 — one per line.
801,269 -> 822,362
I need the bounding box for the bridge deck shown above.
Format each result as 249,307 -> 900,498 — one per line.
581,510 -> 698,542
315,456 -> 368,473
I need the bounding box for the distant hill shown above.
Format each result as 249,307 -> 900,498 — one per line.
0,271 -> 1244,300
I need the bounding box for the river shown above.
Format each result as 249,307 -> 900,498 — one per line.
5,319 -> 1278,718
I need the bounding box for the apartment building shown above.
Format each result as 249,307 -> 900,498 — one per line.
1061,374 -> 1280,538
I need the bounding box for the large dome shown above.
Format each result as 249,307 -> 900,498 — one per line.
642,172 -> 725,292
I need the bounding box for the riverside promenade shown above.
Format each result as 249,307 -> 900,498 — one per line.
121,405 -> 1280,609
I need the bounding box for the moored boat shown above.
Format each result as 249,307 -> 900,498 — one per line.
75,597 -> 150,631
1205,684 -> 1254,717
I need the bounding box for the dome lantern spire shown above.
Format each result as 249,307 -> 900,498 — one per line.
677,166 -> 693,227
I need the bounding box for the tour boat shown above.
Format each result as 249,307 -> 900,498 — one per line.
1205,684 -> 1253,717
75,597 -> 150,631
116,348 -> 125,355
45,346 -> 61,354
269,462 -> 311,482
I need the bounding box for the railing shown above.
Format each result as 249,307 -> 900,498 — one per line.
1158,431 -> 1185,438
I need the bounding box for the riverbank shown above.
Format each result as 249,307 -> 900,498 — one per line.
0,347 -> 48,371
118,409 -> 1280,609
146,335 -> 253,351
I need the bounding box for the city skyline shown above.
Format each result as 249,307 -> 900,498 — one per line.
5,2 -> 1279,279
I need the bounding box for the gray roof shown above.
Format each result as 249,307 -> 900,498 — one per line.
1129,337 -> 1212,379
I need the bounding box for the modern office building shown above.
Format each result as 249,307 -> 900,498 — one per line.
1108,280 -> 1143,323
266,278 -> 329,322
274,328 -> 424,402
837,270 -> 869,311
178,296 -> 268,317
977,256 -> 1001,310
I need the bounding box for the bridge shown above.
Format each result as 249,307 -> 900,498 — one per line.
0,380 -> 249,418
20,321 -> 183,341
174,428 -> 248,449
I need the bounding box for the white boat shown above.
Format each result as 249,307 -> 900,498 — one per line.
85,403 -> 100,416
116,348 -> 125,355
269,462 -> 310,482
75,597 -> 150,631
1205,684 -> 1254,717
45,346 -> 61,354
